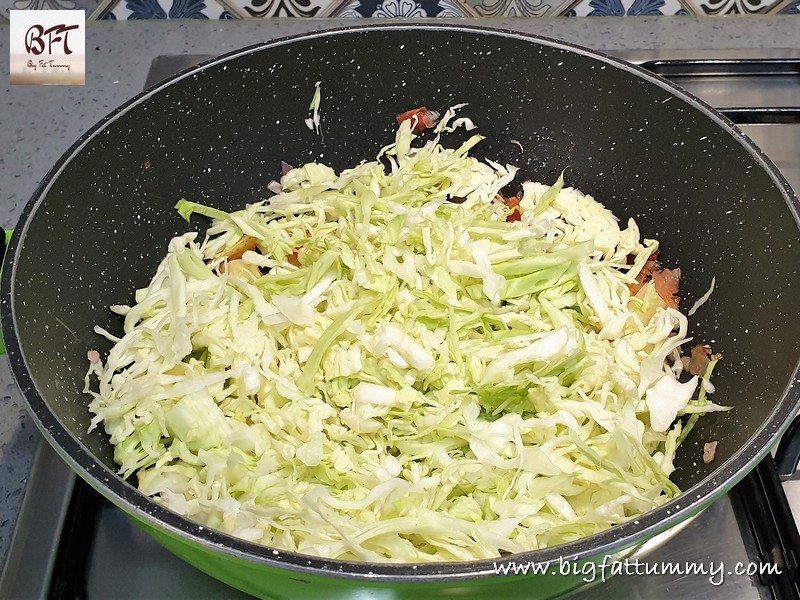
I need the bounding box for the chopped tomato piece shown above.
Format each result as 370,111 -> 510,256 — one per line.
503,196 -> 522,222
396,107 -> 439,133
626,252 -> 681,308
652,268 -> 681,309
628,256 -> 658,295
627,253 -> 657,293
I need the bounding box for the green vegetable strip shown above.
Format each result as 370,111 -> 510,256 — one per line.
297,300 -> 371,394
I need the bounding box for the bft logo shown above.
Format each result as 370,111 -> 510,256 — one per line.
9,10 -> 85,85
25,23 -> 80,56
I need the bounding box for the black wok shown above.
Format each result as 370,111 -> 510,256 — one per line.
3,24 -> 800,599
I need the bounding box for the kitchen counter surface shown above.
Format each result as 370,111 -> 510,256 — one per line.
0,15 -> 799,570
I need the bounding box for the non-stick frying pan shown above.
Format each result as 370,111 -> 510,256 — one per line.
3,24 -> 800,599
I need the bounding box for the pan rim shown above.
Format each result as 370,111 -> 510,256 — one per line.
4,22 -> 800,583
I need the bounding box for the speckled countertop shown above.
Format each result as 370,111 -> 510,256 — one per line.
0,15 -> 798,570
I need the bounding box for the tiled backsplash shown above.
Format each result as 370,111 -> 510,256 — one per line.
0,0 -> 797,21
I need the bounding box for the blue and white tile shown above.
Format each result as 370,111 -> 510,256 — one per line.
680,0 -> 780,13
564,0 -> 688,14
102,0 -> 236,18
373,0 -> 427,15
459,0 -> 571,15
323,0 -> 471,16
777,0 -> 800,11
219,0 -> 332,17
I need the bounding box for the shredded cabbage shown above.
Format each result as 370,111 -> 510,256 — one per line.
304,81 -> 322,135
687,276 -> 716,316
85,109 -> 728,562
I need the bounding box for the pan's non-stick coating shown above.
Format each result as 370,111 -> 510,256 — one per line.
5,25 -> 800,584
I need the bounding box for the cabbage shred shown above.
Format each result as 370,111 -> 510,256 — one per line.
85,111 -> 726,562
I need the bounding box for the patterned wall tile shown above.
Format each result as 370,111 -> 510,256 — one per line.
457,0 -> 573,16
436,0 -> 472,13
680,0 -> 781,13
1,0 -> 102,20
777,0 -> 800,11
564,0 -> 688,14
8,0 -> 799,18
218,0 -> 333,17
324,0 -> 471,16
102,0 -> 236,18
325,0 -> 362,14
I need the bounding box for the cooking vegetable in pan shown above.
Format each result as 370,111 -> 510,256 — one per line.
7,25 -> 800,599
84,108 -> 728,562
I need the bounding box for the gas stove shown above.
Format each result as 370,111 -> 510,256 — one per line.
1,48 -> 799,600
